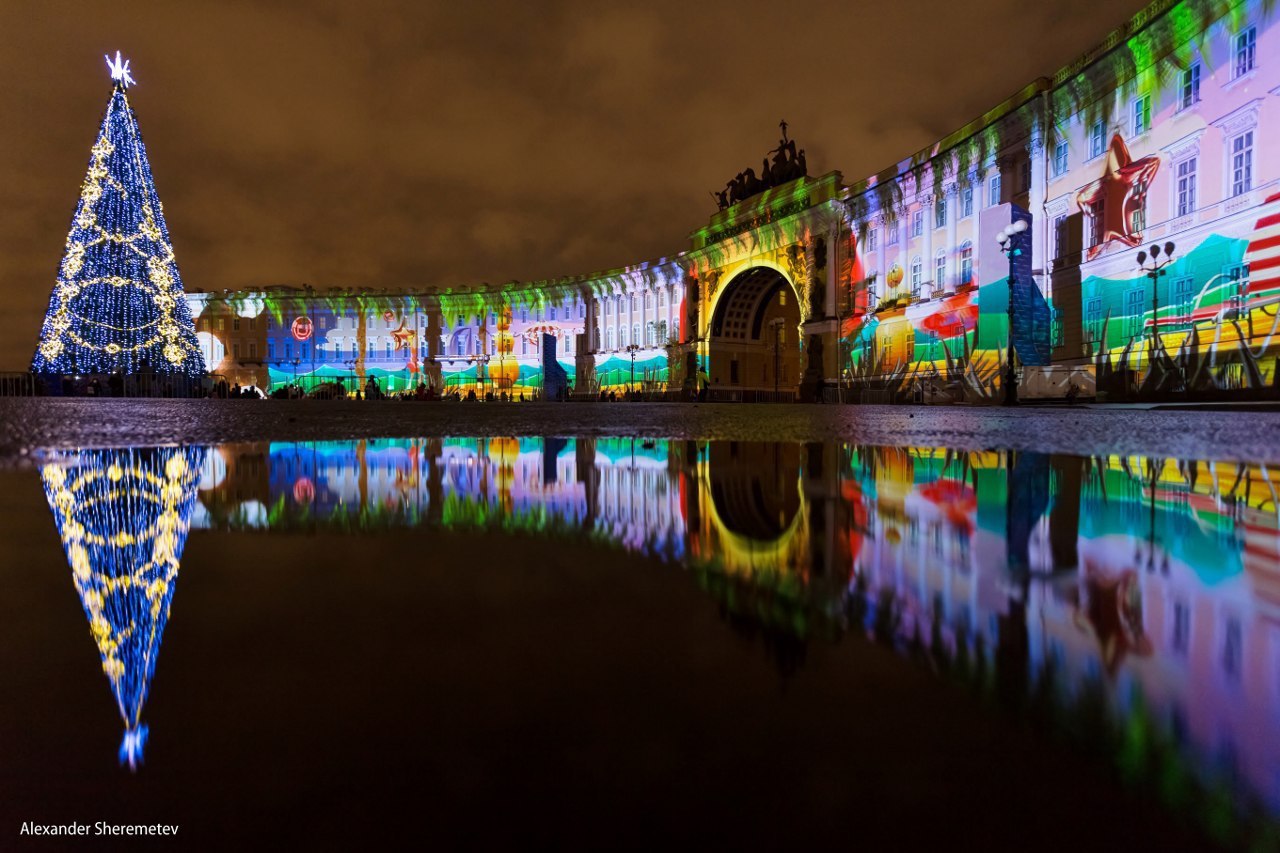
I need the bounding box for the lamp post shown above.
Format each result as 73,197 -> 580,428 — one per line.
995,219 -> 1028,407
625,343 -> 641,397
1137,241 -> 1177,376
342,358 -> 357,398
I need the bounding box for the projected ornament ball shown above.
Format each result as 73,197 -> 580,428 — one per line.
291,316 -> 313,341
887,265 -> 904,289
383,310 -> 395,322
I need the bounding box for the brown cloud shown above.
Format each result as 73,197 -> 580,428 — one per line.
0,0 -> 1147,368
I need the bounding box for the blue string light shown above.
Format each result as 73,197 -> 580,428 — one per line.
40,446 -> 206,769
31,58 -> 204,377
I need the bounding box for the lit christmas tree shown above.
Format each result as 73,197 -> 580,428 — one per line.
30,53 -> 204,377
40,446 -> 205,769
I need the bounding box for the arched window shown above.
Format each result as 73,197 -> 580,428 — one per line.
960,242 -> 974,286
934,250 -> 947,295
620,325 -> 628,348
910,256 -> 922,298
633,323 -> 640,347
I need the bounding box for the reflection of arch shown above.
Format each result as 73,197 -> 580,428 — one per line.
705,265 -> 802,392
704,443 -> 804,566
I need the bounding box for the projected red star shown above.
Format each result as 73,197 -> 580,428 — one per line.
1074,133 -> 1161,260
390,321 -> 416,352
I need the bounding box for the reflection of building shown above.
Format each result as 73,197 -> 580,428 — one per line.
187,435 -> 1280,820
40,447 -> 205,768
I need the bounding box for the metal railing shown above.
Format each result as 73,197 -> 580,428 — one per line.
0,372 -> 230,399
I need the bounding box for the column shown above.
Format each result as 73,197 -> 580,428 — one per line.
921,197 -> 934,297
945,183 -> 959,294
1027,131 -> 1047,292
897,207 -> 908,299
877,213 -> 887,303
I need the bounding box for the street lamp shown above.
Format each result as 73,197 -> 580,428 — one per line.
995,219 -> 1028,407
1137,241 -> 1177,371
625,343 -> 641,397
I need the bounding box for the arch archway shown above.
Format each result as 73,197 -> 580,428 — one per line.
706,266 -> 801,397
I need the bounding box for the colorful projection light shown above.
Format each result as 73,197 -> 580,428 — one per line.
1075,134 -> 1161,261
30,54 -> 204,377
40,446 -> 205,769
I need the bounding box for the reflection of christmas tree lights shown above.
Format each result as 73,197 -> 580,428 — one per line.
40,446 -> 205,769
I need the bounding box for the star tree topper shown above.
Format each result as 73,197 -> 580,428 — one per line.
105,51 -> 136,88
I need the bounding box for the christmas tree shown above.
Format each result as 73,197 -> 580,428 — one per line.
40,445 -> 205,769
31,53 -> 204,377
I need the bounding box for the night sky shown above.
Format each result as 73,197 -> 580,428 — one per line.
0,0 -> 1147,369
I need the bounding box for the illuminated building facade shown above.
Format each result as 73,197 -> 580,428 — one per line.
188,0 -> 1278,402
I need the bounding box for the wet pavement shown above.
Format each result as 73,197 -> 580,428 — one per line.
3,398 -> 1280,463
2,403 -> 1279,848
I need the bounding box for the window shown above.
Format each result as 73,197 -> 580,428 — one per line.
1234,27 -> 1256,78
959,243 -> 973,286
989,173 -> 1001,206
620,326 -> 628,348
934,251 -> 947,294
887,223 -> 899,245
1085,297 -> 1104,343
1132,94 -> 1151,135
249,317 -> 256,331
630,295 -> 636,311
317,316 -> 326,329
232,343 -> 241,359
1020,159 -> 1031,192
935,200 -> 946,229
1176,158 -> 1198,216
1173,276 -> 1195,324
1053,214 -> 1067,259
217,318 -> 225,331
368,314 -> 375,328
1132,204 -> 1146,233
1172,600 -> 1190,656
1231,131 -> 1253,197
912,210 -> 923,237
249,342 -> 257,359
1179,64 -> 1200,110
961,188 -> 973,218
232,317 -> 241,331
1089,120 -> 1106,158
867,228 -> 878,252
910,257 -> 922,297
367,339 -> 375,356
632,324 -> 640,348
385,341 -> 392,359
1223,617 -> 1242,679
607,327 -> 615,349
1053,141 -> 1068,177
1089,197 -> 1106,248
267,340 -> 275,359
284,341 -> 292,359
1124,288 -> 1145,340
